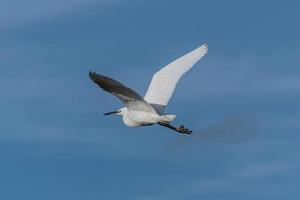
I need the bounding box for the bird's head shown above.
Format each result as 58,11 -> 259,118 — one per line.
103,107 -> 126,116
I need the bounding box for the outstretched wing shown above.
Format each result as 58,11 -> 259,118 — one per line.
89,71 -> 156,113
144,44 -> 208,113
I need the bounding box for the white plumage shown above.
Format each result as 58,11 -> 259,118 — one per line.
89,43 -> 208,134
144,43 -> 208,112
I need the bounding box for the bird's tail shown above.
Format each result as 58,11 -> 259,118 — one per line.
158,114 -> 176,123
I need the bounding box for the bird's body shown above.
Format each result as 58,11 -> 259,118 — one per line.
120,108 -> 162,127
114,106 -> 177,127
90,43 -> 208,134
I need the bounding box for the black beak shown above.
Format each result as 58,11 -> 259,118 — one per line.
103,110 -> 120,115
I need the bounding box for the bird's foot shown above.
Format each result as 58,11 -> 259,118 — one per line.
176,125 -> 192,134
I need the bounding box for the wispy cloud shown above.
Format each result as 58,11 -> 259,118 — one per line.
141,161 -> 295,200
0,0 -> 117,31
191,162 -> 293,193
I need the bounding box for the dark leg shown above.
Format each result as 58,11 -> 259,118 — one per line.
158,122 -> 192,134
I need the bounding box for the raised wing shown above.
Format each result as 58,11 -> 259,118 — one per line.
144,44 -> 208,113
89,71 -> 156,113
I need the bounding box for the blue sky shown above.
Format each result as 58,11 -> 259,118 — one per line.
1,0 -> 299,199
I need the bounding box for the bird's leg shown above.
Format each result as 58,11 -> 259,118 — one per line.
158,122 -> 192,134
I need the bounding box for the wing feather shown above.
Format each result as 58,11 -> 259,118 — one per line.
144,44 -> 208,113
89,71 -> 156,113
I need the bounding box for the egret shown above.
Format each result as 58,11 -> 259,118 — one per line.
89,43 -> 208,134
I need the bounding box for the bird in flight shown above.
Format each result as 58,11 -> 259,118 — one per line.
89,43 -> 208,134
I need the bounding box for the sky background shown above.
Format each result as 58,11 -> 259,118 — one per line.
1,0 -> 300,199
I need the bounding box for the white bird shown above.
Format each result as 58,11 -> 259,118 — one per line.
89,43 -> 208,134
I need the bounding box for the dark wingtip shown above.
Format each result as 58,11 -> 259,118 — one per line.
89,71 -> 101,82
89,71 -> 95,78
89,71 -> 93,77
